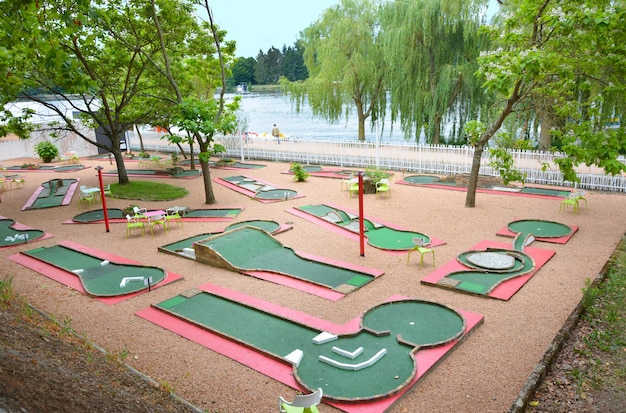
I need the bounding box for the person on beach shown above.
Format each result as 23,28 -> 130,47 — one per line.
272,124 -> 280,144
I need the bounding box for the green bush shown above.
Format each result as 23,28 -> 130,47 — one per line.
290,162 -> 309,182
34,141 -> 59,163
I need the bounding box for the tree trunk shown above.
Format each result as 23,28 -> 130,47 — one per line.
465,81 -> 523,207
432,112 -> 443,145
538,110 -> 552,150
200,159 -> 215,204
135,125 -> 145,153
465,142 -> 484,207
358,116 -> 365,141
112,149 -> 129,185
189,142 -> 195,169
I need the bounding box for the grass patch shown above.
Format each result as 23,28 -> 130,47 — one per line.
0,275 -> 15,309
575,238 -> 626,395
110,181 -> 188,201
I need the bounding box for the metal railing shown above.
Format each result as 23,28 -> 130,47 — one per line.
125,131 -> 626,193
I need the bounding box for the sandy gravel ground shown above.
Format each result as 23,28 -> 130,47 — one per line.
1,156 -> 625,412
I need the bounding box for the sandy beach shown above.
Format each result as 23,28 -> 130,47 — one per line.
1,155 -> 625,412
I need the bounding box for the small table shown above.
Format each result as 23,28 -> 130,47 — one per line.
82,187 -> 101,195
166,206 -> 190,216
144,210 -> 166,222
143,210 -> 167,235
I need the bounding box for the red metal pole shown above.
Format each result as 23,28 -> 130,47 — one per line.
358,171 -> 365,257
95,166 -> 110,233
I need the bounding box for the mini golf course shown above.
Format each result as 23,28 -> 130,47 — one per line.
192,226 -> 381,297
216,175 -> 301,202
290,203 -> 445,251
0,217 -> 47,248
401,174 -> 573,198
421,219 -> 576,300
68,207 -> 244,224
285,165 -> 357,179
22,178 -> 78,210
105,168 -> 201,179
137,285 -> 483,411
9,241 -> 182,304
3,164 -> 86,173
159,219 -> 288,259
209,160 -> 265,169
20,244 -> 167,296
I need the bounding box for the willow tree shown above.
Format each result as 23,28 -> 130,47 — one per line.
380,0 -> 489,144
281,0 -> 386,141
466,0 -> 626,207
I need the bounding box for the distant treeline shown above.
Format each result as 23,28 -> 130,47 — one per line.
228,43 -> 307,88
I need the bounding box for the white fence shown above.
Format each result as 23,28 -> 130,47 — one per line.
126,131 -> 626,193
0,125 -> 98,162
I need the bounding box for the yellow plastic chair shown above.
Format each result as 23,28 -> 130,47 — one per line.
165,210 -> 183,229
103,184 -> 113,197
0,177 -> 7,191
78,192 -> 95,209
125,214 -> 145,237
10,177 -> 25,188
340,174 -> 355,191
132,206 -> 148,219
375,178 -> 391,198
559,190 -> 587,214
348,179 -> 360,197
279,388 -> 323,413
407,237 -> 435,268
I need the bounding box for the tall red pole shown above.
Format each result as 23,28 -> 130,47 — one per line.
358,171 -> 365,257
95,166 -> 110,233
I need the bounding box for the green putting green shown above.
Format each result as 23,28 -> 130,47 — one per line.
507,219 -> 573,238
196,227 -> 375,290
255,189 -> 297,200
22,245 -> 166,296
405,175 -> 572,198
221,175 -> 299,200
158,220 -> 282,256
404,175 -> 440,184
184,208 -> 243,218
156,292 -> 465,401
0,219 -> 45,246
24,179 -> 77,209
296,204 -> 430,251
73,209 -> 126,222
108,168 -> 201,178
71,208 -> 243,223
423,219 -> 571,298
225,220 -> 280,233
447,249 -> 534,295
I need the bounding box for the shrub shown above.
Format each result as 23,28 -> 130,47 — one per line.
34,141 -> 59,163
290,162 -> 309,182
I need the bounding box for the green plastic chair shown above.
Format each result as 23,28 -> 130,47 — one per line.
278,388 -> 322,413
78,192 -> 94,209
407,237 -> 435,268
375,178 -> 391,198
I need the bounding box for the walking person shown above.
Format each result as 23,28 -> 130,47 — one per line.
272,124 -> 280,144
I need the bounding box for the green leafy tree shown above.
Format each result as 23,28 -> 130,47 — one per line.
381,0 -> 490,144
255,47 -> 283,84
0,0 -> 203,185
282,0 -> 387,141
231,57 -> 256,86
281,44 -> 308,82
149,0 -> 239,204
466,0 -> 626,207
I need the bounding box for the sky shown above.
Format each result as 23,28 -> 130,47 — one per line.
208,1 -> 341,58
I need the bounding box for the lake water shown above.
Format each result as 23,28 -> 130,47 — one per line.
233,93 -> 414,144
